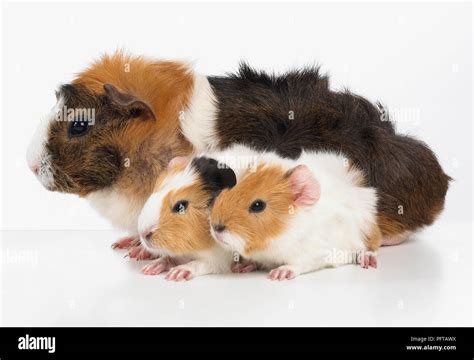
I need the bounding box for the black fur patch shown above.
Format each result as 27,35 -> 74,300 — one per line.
191,157 -> 237,201
208,63 -> 450,232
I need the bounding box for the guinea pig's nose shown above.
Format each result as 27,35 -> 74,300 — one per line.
29,163 -> 39,175
139,227 -> 155,242
213,224 -> 226,233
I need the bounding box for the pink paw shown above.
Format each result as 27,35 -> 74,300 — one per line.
360,251 -> 378,269
268,266 -> 296,281
165,266 -> 193,282
111,236 -> 139,249
231,261 -> 257,273
141,257 -> 176,275
126,245 -> 154,260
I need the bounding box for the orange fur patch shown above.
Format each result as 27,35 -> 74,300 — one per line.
73,51 -> 194,137
73,51 -> 194,150
210,164 -> 294,255
377,214 -> 410,237
73,51 -> 195,201
149,179 -> 214,254
362,223 -> 382,251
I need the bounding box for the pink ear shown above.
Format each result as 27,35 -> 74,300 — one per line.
288,165 -> 321,207
167,156 -> 189,170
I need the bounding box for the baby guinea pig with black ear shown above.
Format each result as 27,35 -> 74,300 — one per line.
137,155 -> 239,281
209,147 -> 382,280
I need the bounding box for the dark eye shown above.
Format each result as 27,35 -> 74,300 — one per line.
68,119 -> 90,137
249,199 -> 266,213
172,200 -> 189,214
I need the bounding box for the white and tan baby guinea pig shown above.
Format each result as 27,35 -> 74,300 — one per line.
137,155 -> 239,281
209,145 -> 382,280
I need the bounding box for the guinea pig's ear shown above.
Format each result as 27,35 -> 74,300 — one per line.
103,83 -> 156,121
192,157 -> 237,195
287,164 -> 320,208
167,156 -> 190,170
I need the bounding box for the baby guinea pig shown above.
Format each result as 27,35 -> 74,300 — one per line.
137,155 -> 238,281
209,148 -> 382,280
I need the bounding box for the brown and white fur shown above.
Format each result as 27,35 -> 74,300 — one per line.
209,145 -> 381,280
137,156 -> 236,280
26,52 -> 202,257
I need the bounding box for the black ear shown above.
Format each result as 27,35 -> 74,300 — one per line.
103,83 -> 156,121
192,157 -> 237,197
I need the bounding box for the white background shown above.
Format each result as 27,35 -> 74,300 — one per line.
1,1 -> 472,326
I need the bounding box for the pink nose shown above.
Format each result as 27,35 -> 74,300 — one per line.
29,164 -> 39,175
140,228 -> 155,242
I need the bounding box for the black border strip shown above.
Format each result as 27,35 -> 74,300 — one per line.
0,327 -> 472,356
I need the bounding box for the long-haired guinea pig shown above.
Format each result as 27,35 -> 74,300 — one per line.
137,155 -> 239,281
209,147 -> 381,280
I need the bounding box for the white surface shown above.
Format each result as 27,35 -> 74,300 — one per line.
1,219 -> 471,326
1,2 -> 472,326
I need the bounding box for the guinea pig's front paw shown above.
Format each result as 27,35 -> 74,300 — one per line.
231,260 -> 258,273
359,251 -> 378,269
111,236 -> 140,249
267,265 -> 298,281
126,244 -> 155,260
165,265 -> 194,282
142,257 -> 177,275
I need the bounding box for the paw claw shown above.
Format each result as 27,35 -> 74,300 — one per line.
112,236 -> 139,250
113,236 -> 156,260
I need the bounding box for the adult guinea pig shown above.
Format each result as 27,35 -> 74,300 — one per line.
209,146 -> 381,280
26,52 -> 196,258
137,155 -> 238,280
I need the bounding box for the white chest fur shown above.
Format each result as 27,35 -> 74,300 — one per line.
86,188 -> 145,234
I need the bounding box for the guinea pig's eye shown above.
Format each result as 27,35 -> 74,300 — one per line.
68,118 -> 90,138
172,200 -> 189,214
249,199 -> 266,213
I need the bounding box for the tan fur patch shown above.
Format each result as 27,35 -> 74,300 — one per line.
152,158 -> 190,194
377,214 -> 410,237
149,180 -> 214,254
362,223 -> 382,251
73,52 -> 194,134
73,51 -> 195,202
210,164 -> 294,256
426,200 -> 445,224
